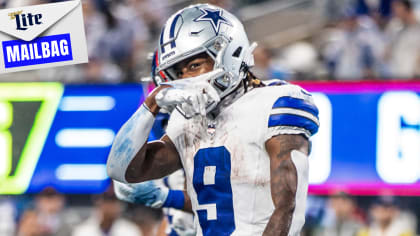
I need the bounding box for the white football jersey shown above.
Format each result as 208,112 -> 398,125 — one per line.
166,84 -> 319,236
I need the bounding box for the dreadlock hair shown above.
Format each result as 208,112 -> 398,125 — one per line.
248,71 -> 265,88
241,62 -> 265,93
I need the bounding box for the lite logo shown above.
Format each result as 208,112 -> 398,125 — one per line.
8,11 -> 42,31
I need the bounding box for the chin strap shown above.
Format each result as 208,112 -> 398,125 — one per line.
240,42 -> 259,93
208,81 -> 246,119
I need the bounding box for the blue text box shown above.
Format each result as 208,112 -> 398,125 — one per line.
2,33 -> 73,68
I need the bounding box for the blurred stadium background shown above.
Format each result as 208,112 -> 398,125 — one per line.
1,0 -> 420,235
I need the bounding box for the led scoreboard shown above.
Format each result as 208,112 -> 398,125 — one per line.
2,81 -> 420,195
0,83 -> 145,194
299,81 -> 420,196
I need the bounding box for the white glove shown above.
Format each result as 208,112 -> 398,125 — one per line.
113,180 -> 169,208
171,210 -> 196,236
155,69 -> 224,117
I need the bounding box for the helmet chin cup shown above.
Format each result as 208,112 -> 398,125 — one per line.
214,74 -> 231,91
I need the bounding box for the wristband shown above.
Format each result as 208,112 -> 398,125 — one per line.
163,189 -> 185,210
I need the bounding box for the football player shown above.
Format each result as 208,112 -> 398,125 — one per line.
107,4 -> 319,236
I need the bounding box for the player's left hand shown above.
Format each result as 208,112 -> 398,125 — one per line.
113,180 -> 169,208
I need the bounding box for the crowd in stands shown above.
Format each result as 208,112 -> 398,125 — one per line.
1,187 -> 418,236
0,186 -> 164,236
305,193 -> 417,236
318,0 -> 420,80
257,0 -> 420,81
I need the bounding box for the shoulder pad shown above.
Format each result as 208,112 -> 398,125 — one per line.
267,85 -> 319,136
262,79 -> 289,86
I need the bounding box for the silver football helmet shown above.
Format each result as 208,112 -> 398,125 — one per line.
154,4 -> 257,114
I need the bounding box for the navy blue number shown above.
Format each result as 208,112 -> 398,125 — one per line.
193,146 -> 235,235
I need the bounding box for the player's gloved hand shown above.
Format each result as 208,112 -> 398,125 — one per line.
172,211 -> 196,236
113,180 -> 169,208
154,69 -> 224,117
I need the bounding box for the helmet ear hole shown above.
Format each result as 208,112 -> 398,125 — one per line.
232,47 -> 242,58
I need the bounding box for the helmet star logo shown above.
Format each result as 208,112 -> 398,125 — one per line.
194,8 -> 232,34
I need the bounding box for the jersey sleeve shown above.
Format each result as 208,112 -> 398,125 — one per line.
264,84 -> 320,141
